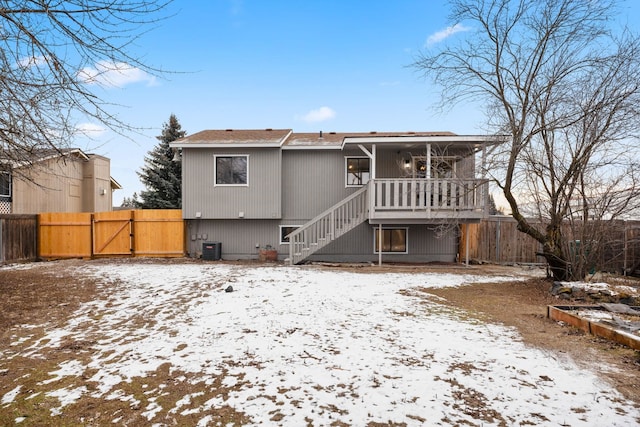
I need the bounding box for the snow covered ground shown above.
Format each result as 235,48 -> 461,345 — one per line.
2,261 -> 640,426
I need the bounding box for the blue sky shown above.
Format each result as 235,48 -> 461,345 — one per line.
77,0 -> 640,205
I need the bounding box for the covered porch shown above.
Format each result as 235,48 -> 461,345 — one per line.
287,133 -> 504,265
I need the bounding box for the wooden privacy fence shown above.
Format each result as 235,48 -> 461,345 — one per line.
460,216 -> 544,265
460,216 -> 640,274
39,209 -> 184,259
0,214 -> 38,263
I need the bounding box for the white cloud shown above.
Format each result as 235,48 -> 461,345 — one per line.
298,106 -> 336,123
75,122 -> 107,137
425,23 -> 471,46
78,61 -> 157,88
17,55 -> 47,68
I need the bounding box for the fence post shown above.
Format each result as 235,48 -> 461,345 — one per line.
496,218 -> 501,263
624,222 -> 628,275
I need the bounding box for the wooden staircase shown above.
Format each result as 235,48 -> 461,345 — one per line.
287,186 -> 369,265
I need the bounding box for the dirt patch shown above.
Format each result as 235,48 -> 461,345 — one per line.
425,276 -> 640,404
0,263 -> 97,339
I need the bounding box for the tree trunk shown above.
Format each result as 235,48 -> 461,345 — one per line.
542,223 -> 571,281
542,245 -> 570,281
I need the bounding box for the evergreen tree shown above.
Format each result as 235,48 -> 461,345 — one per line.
120,193 -> 141,208
137,114 -> 186,209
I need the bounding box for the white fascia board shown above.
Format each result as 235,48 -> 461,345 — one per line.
281,145 -> 342,150
110,176 -> 123,190
341,135 -> 508,148
170,143 -> 283,149
11,148 -> 90,168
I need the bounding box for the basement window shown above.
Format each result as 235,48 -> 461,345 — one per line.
215,155 -> 248,186
373,228 -> 408,254
280,225 -> 301,244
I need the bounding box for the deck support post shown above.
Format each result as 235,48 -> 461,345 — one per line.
465,223 -> 470,266
378,223 -> 382,266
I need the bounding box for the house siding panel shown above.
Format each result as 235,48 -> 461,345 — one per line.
12,158 -> 84,214
282,150 -> 357,220
185,219 -> 282,259
182,148 -> 281,219
185,219 -> 458,263
309,222 -> 458,263
83,156 -> 113,212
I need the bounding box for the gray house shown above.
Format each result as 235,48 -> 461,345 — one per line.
171,129 -> 501,264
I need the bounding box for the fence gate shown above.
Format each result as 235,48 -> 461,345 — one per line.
39,209 -> 185,260
93,210 -> 133,256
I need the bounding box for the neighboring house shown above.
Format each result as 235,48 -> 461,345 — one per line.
0,148 -> 122,214
171,129 -> 502,264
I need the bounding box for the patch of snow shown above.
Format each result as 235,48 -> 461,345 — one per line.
10,335 -> 33,346
46,386 -> 87,415
142,399 -> 162,420
4,263 -> 640,425
2,385 -> 21,405
169,391 -> 204,414
40,360 -> 85,385
562,281 -> 640,297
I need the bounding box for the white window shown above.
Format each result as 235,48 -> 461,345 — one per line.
345,157 -> 370,187
214,155 -> 248,186
279,225 -> 301,244
373,227 -> 408,254
412,156 -> 456,179
0,172 -> 11,197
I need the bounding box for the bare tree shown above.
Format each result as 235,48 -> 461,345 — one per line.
0,0 -> 172,177
414,0 -> 640,280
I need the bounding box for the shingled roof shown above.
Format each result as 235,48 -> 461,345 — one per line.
173,129 -> 292,147
171,129 -> 461,148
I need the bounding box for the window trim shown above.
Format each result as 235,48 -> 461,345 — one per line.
279,225 -> 301,245
0,171 -> 11,197
373,227 -> 409,254
214,154 -> 249,187
345,156 -> 370,188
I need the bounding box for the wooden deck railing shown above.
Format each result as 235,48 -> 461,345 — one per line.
370,178 -> 486,219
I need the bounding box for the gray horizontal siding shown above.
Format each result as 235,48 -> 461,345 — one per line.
309,222 -> 458,263
186,219 -> 458,263
282,150 -> 357,220
182,147 -> 281,220
185,219 -> 283,260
